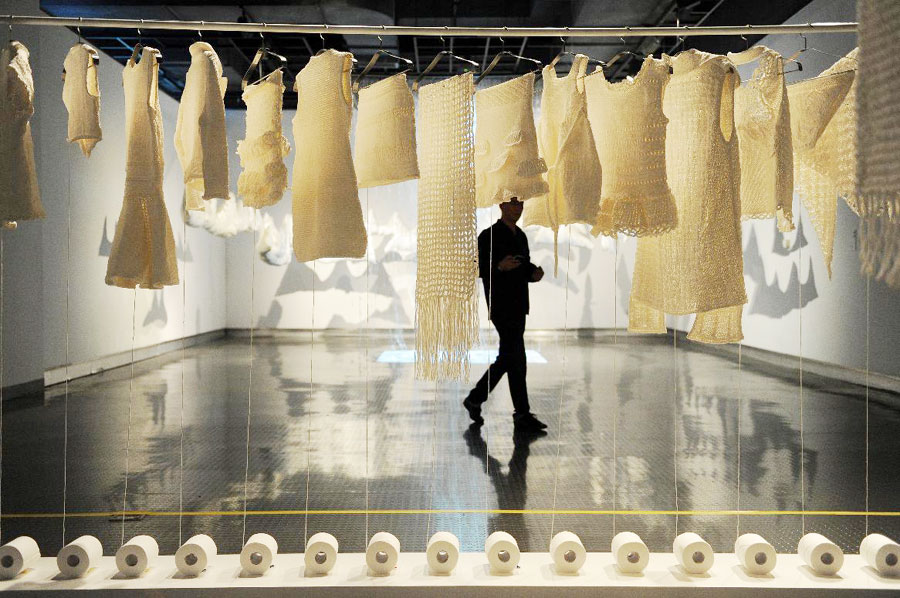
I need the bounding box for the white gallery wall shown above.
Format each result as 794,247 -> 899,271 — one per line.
0,0 -> 226,389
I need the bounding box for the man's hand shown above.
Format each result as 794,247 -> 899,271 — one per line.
532,266 -> 544,282
498,255 -> 522,272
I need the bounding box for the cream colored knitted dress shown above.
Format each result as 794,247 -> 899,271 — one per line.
584,56 -> 676,237
474,72 -> 547,208
728,46 -> 794,231
106,47 -> 178,289
857,0 -> 900,287
292,49 -> 367,261
355,72 -> 418,188
629,50 -> 746,344
176,41 -> 229,211
523,56 -> 601,232
237,69 -> 289,209
787,49 -> 858,278
415,73 -> 479,382
0,41 -> 43,224
62,43 -> 102,157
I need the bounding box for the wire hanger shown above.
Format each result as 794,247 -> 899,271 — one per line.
129,20 -> 163,65
314,24 -> 358,63
352,28 -> 412,93
242,27 -> 287,89
548,30 -> 604,70
475,29 -> 542,84
603,32 -> 646,70
786,31 -> 847,65
412,33 -> 480,92
71,17 -> 100,65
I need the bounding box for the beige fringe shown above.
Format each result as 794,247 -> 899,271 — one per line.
415,291 -> 479,382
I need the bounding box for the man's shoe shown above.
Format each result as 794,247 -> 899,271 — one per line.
463,397 -> 484,426
514,413 -> 548,431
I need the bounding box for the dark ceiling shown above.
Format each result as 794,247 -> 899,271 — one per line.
40,1 -> 815,109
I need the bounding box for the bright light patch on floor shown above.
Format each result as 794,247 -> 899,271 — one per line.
376,349 -> 548,364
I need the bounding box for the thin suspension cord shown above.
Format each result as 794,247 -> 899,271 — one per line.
865,274 -> 870,535
549,231 -> 571,539
178,213 -> 187,545
241,228 -> 257,545
736,342 -> 742,538
799,224 -> 805,536
303,262 -> 316,545
61,144 -> 73,545
673,319 -> 679,537
364,189 -> 370,544
612,236 -> 618,538
121,287 -> 138,545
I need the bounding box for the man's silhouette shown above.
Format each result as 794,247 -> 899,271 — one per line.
463,197 -> 547,432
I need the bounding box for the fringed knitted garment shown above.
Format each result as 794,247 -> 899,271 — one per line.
415,73 -> 479,382
474,72 -> 548,208
0,41 -> 43,224
176,42 -> 230,211
629,50 -> 746,344
292,49 -> 367,262
355,72 -> 419,188
787,49 -> 858,278
62,43 -> 102,157
728,46 -> 794,232
857,0 -> 900,288
523,56 -> 600,235
237,69 -> 290,209
106,47 -> 178,289
584,56 -> 676,237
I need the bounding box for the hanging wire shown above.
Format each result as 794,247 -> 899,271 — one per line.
672,317 -> 679,537
865,274 -> 870,535
303,262 -> 316,545
240,227 -> 257,545
364,189 -> 370,544
736,342 -> 742,538
612,236 -> 618,538
548,230 -> 572,539
61,141 -> 73,546
121,287 -> 138,545
178,208 -> 187,545
798,224 -> 805,536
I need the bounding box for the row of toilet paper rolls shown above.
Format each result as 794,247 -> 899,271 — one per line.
0,530 -> 897,580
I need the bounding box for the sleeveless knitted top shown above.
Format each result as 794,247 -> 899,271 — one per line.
523,55 -> 601,231
787,48 -> 858,278
629,50 -> 746,344
237,69 -> 290,209
354,72 -> 419,188
474,72 -> 548,208
728,46 -> 794,231
415,73 -> 479,381
292,49 -> 367,262
584,56 -> 676,237
106,47 -> 178,289
176,42 -> 229,211
0,41 -> 43,224
62,43 -> 102,157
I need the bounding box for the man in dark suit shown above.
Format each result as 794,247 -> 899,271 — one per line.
463,197 -> 548,432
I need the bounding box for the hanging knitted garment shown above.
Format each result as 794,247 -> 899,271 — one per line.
0,41 -> 43,224
106,47 -> 178,289
523,56 -> 601,233
787,48 -> 858,278
292,49 -> 367,262
474,72 -> 548,208
629,50 -> 746,344
175,41 -> 229,211
728,46 -> 794,231
415,73 -> 479,382
62,43 -> 102,157
355,72 -> 418,188
857,0 -> 900,288
584,56 -> 676,237
237,69 -> 290,209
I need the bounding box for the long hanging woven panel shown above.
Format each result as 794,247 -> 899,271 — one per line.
787,48 -> 858,278
629,50 -> 746,344
857,0 -> 900,288
415,72 -> 479,381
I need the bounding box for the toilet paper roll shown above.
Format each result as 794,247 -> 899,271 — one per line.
861,533 -> 899,576
549,531 -> 585,574
485,531 -> 520,575
57,535 -> 102,579
426,532 -> 459,575
305,532 -> 338,575
734,533 -> 776,575
611,531 -> 649,574
673,532 -> 713,575
115,535 -> 159,578
0,536 -> 40,580
240,533 -> 278,576
366,532 -> 400,576
798,533 -> 843,576
175,534 -> 217,577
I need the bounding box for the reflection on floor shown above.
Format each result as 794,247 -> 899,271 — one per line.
2,331 -> 898,558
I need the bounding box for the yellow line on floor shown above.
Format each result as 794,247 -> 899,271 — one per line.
2,509 -> 899,518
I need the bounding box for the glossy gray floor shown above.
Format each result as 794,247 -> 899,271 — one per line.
2,331 -> 898,558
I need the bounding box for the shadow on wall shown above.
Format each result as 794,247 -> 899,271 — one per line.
744,220 -> 818,318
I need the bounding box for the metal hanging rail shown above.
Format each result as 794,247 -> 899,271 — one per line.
1,15 -> 857,37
